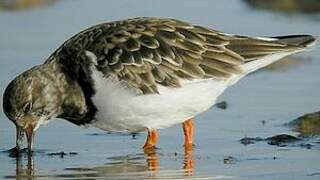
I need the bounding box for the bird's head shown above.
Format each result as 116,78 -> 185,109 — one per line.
3,65 -> 63,152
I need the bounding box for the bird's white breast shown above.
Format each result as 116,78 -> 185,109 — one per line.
90,71 -> 229,132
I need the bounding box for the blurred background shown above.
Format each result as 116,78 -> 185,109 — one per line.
0,0 -> 320,179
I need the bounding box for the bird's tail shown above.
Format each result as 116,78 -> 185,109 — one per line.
272,34 -> 317,48
240,35 -> 316,75
226,34 -> 317,86
227,34 -> 317,61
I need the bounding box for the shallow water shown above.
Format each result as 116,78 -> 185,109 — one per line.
0,0 -> 320,179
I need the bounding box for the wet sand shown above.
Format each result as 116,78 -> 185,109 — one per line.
0,0 -> 320,179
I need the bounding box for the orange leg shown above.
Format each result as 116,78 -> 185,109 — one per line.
143,130 -> 159,150
182,119 -> 194,149
182,119 -> 194,175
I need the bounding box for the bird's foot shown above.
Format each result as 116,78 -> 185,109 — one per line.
184,143 -> 195,151
8,146 -> 22,157
143,145 -> 158,154
8,147 -> 34,157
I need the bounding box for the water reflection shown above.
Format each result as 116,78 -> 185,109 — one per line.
243,0 -> 320,14
145,149 -> 159,172
5,148 -> 200,179
183,146 -> 194,176
0,0 -> 57,11
4,155 -> 34,180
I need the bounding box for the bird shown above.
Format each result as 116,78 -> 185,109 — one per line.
2,17 -> 316,154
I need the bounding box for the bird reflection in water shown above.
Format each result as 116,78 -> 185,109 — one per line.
143,146 -> 195,177
183,145 -> 194,176
9,147 -> 195,179
144,148 -> 160,172
7,153 -> 35,180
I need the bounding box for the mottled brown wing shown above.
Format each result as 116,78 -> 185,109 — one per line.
83,17 -> 247,94
54,17 -> 299,94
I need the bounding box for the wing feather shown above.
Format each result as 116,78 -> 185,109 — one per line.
52,17 -> 303,95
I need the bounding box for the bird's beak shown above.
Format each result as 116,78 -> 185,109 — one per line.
25,125 -> 35,154
15,126 -> 24,152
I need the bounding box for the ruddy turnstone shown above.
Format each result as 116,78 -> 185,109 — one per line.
2,17 -> 316,153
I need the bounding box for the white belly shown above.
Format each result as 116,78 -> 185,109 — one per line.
91,76 -> 228,132
90,51 -> 298,132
